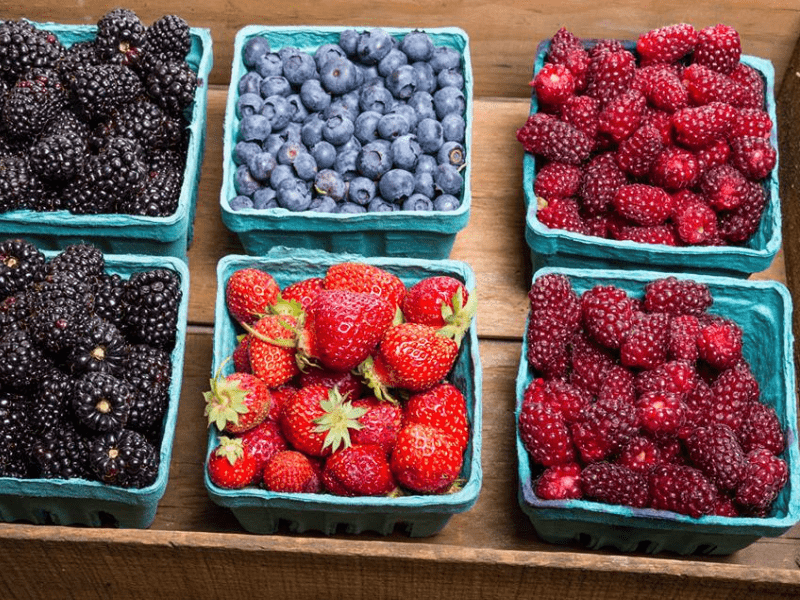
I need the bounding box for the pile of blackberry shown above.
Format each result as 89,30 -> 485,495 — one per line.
0,238 -> 182,488
0,10 -> 197,216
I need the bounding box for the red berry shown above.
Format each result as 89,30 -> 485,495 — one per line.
581,284 -> 636,349
517,113 -> 594,165
402,275 -> 470,328
204,371 -> 272,435
738,401 -> 785,455
694,24 -> 741,75
526,311 -> 572,379
579,152 -> 628,216
643,276 -> 712,316
613,183 -> 673,226
701,164 -> 748,211
729,136 -> 777,181
648,463 -> 718,518
541,379 -> 591,425
717,180 -> 767,243
636,23 -> 698,64
405,382 -> 469,453
597,89 -> 646,142
673,199 -> 718,245
519,398 -> 575,466
620,312 -> 670,370
635,359 -> 698,398
681,63 -> 742,105
685,423 -> 747,491
298,367 -> 364,401
650,146 -> 699,191
571,395 -> 638,463
669,314 -> 701,362
613,224 -> 680,246
729,63 -> 765,108
582,462 -> 649,508
672,102 -> 735,149
585,45 -> 636,106
280,277 -> 324,313
618,436 -> 664,474
568,333 -> 617,397
534,161 -> 582,201
639,65 -> 689,112
534,462 -> 583,500
238,419 -> 289,480
207,436 -> 258,489
729,108 -> 773,139
532,62 -> 576,107
262,450 -> 322,493
637,391 -> 686,435
615,125 -> 664,178
558,94 -> 600,139
322,444 -> 397,496
536,196 -> 587,234
225,268 -> 280,327
324,262 -> 407,310
528,273 -> 581,331
735,448 -> 788,514
697,319 -> 743,370
349,396 -> 404,455
391,423 -> 463,493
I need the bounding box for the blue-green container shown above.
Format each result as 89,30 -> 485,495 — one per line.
516,267 -> 800,555
205,248 -> 482,536
0,253 -> 189,528
523,39 -> 781,277
0,22 -> 213,260
220,26 -> 472,259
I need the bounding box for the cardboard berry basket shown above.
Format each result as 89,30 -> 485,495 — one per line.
0,253 -> 189,529
522,39 -> 781,277
220,25 -> 472,259
204,247 -> 483,536
0,21 -> 213,261
515,266 -> 800,555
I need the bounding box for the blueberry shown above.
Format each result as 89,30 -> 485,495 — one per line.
264,134 -> 285,156
311,141 -> 337,170
367,196 -> 397,212
377,112 -> 410,141
234,141 -> 261,166
260,75 -> 292,98
309,195 -> 338,213
277,122 -> 303,144
407,91 -> 436,122
335,202 -> 367,214
416,153 -> 438,175
437,67 -> 464,90
282,49 -> 318,86
293,152 -> 318,181
269,164 -> 294,189
438,141 -> 465,167
400,31 -> 434,62
334,150 -> 360,182
260,95 -> 292,131
234,164 -> 262,196
441,113 -> 466,143
339,29 -> 360,57
348,177 -> 376,205
402,193 -> 434,211
325,97 -> 360,123
278,46 -> 301,62
415,118 -> 444,153
378,48 -> 408,78
319,57 -> 359,95
276,140 -> 307,165
254,53 -> 283,79
433,86 -> 465,119
238,71 -> 263,95
229,195 -> 255,211
354,111 -> 381,144
286,94 -> 309,123
414,171 -> 435,197
300,114 -> 324,148
357,28 -> 394,65
379,168 -> 415,203
391,134 -> 421,171
434,163 -> 463,196
315,43 -> 347,71
359,83 -> 394,114
430,47 -> 461,73
434,193 -> 461,211
386,65 -> 418,100
253,187 -> 278,209
411,61 -> 436,94
247,151 -> 277,181
238,115 -> 272,142
357,141 -> 393,179
360,64 -> 381,85
244,36 -> 271,68
276,177 -> 312,211
322,115 -> 355,146
337,136 -> 362,157
314,169 -> 347,201
300,79 -> 331,112
388,103 -> 419,128
237,93 -> 263,118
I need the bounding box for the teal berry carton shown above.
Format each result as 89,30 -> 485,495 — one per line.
204,248 -> 482,536
220,26 -> 472,259
516,266 -> 800,555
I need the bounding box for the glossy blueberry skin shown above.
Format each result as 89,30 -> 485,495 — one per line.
276,177 -> 313,211
300,79 -> 331,113
319,57 -> 359,95
434,163 -> 464,196
386,65 -> 418,100
337,136 -> 362,157
400,31 -> 434,62
322,115 -> 355,146
238,115 -> 272,142
378,48 -> 408,78
415,118 -> 444,153
402,193 -> 434,211
286,94 -> 309,123
434,193 -> 461,211
433,86 -> 466,119
278,46 -> 301,61
430,46 -> 461,73
438,141 -> 466,167
379,168 -> 416,203
411,61 -> 436,94
260,95 -> 292,131
437,67 -> 464,90
348,176 -> 376,205
416,153 -> 438,175
414,171 -> 435,198
391,134 -> 421,171
260,75 -> 292,98
407,91 -> 436,123
334,150 -> 360,182
255,53 -> 284,78
253,186 -> 278,209
269,164 -> 295,190
377,112 -> 411,141
309,195 -> 338,213
441,113 -> 466,143
293,152 -> 318,181
276,140 -> 307,165
315,43 -> 347,70
234,164 -> 263,196
233,141 -> 261,166
277,122 -> 303,143
229,195 -> 255,211
389,103 -> 419,129
357,140 -> 393,180
367,196 -> 397,212
357,29 -> 394,65
238,71 -> 263,95
282,49 -> 318,86
339,29 -> 360,57
311,141 -> 337,170
359,83 -> 394,114
360,64 -> 381,85
300,113 -> 325,147
264,133 -> 286,156
325,97 -> 360,123
246,151 -> 277,181
314,169 -> 347,201
243,36 -> 271,68
237,93 -> 263,118
354,111 -> 382,144
335,202 -> 367,214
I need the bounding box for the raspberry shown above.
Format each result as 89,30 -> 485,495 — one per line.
643,276 -> 713,316
532,63 -> 576,107
735,448 -> 788,514
620,312 -> 670,369
672,102 -> 735,149
729,136 -> 777,181
700,164 -> 748,211
636,65 -> 689,113
714,495 -> 741,517
583,214 -> 611,238
685,423 -> 748,491
648,463 -> 718,517
717,180 -> 767,243
580,285 -> 637,349
697,319 -> 743,370
526,312 -> 572,378
642,107 -> 674,145
707,365 -> 756,430
596,364 -> 636,405
597,89 -> 646,142
536,197 -> 587,234
581,462 -> 649,507
579,152 -> 628,216
668,314 -> 701,362
681,63 -> 742,105
585,45 -> 636,106
518,400 -> 575,466
528,273 -> 581,331
517,113 -> 593,165
613,224 -> 680,246
534,462 -> 583,500
694,137 -> 731,176
542,379 -> 591,425
636,391 -> 686,435
636,23 -> 698,64
738,401 -> 785,455
649,146 -> 699,191
571,395 -> 639,462
615,125 -> 664,178
673,200 -> 718,245
613,183 -> 673,226
729,63 -> 765,109
569,333 -> 616,397
534,162 -> 582,201
729,108 -> 773,139
635,359 -> 698,398
670,189 -> 705,216
558,94 -> 600,139
694,24 -> 741,75
548,27 -> 585,63
618,436 -> 664,473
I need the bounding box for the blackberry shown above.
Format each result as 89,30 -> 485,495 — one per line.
94,9 -> 146,67
0,238 -> 46,299
144,58 -> 197,117
0,329 -> 52,390
61,167 -> 113,214
145,15 -> 191,63
119,156 -> 183,216
67,63 -> 143,122
68,316 -> 129,377
99,97 -> 186,152
28,298 -> 90,355
73,371 -> 134,432
32,268 -> 96,312
43,108 -> 90,139
93,272 -> 127,330
124,269 -> 182,351
126,386 -> 168,437
30,421 -> 90,479
89,428 -> 159,488
27,367 -> 73,436
0,154 -> 44,212
29,130 -> 87,183
1,69 -> 67,140
0,20 -> 65,82
0,392 -> 32,477
0,290 -> 30,336
56,40 -> 101,77
122,344 -> 172,435
47,243 -> 106,284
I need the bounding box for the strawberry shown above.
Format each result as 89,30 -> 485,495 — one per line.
299,367 -> 364,401
636,23 -> 698,64
349,396 -> 404,455
323,262 -> 406,310
207,436 -> 258,489
203,362 -> 272,434
322,444 -> 398,496
390,423 -> 463,493
237,419 -> 288,480
534,462 -> 582,500
244,314 -> 301,387
401,275 -> 472,329
231,334 -> 252,373
536,197 -> 587,234
266,384 -> 297,422
262,450 -> 321,493
225,268 -> 280,326
531,62 -> 575,107
280,276 -> 324,313
405,382 -> 469,453
694,24 -> 741,75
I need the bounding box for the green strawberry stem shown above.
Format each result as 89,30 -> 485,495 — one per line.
313,387 -> 369,453
240,317 -> 299,349
437,291 -> 477,348
215,436 -> 245,466
357,355 -> 400,405
203,356 -> 250,431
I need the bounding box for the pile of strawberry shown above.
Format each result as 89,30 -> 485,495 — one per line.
519,273 -> 789,518
517,23 -> 775,247
205,261 -> 476,497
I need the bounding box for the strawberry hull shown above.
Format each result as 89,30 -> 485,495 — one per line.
205,248 -> 483,537
516,267 -> 800,555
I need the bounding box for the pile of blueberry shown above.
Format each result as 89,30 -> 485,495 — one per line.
230,28 -> 467,214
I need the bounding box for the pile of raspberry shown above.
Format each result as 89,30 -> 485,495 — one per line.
517,24 -> 775,247
518,273 -> 789,518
